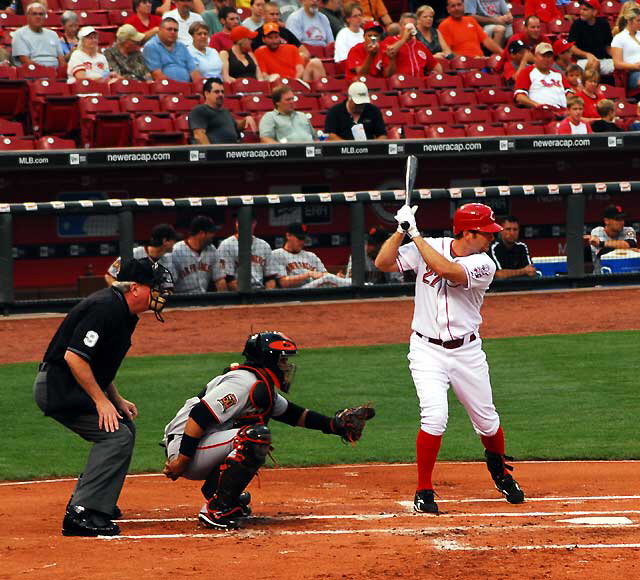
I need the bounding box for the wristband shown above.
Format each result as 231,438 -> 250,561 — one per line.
178,434 -> 199,458
304,409 -> 334,434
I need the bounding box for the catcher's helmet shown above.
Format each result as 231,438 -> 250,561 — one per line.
453,203 -> 503,235
243,331 -> 297,392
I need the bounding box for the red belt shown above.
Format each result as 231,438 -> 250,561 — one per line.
415,332 -> 476,350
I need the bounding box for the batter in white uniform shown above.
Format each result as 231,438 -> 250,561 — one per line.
375,202 -> 525,514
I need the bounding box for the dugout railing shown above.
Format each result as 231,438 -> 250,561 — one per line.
2,180 -> 640,314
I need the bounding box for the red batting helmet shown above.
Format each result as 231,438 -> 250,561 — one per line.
453,203 -> 503,235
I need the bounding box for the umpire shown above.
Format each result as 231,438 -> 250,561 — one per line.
33,258 -> 173,537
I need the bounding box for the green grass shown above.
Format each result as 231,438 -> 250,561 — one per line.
2,331 -> 638,480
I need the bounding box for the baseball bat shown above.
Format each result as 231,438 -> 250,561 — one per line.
400,155 -> 418,231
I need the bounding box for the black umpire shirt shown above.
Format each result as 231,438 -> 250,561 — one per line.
489,240 -> 532,271
568,18 -> 612,60
41,287 -> 138,415
324,100 -> 387,140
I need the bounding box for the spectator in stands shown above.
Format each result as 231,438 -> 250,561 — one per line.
126,0 -> 162,43
556,95 -> 592,133
254,22 -> 326,83
259,84 -> 315,142
438,0 -> 502,57
164,0 -> 205,46
524,0 -> 561,23
0,0 -> 21,13
346,226 -> 404,283
105,24 -> 152,81
242,0 -> 265,31
611,7 -> 640,90
565,62 -> 583,90
287,0 -> 335,47
489,216 -> 537,279
324,80 -> 387,140
568,0 -> 614,75
577,68 -> 601,120
143,17 -> 202,82
358,0 -> 392,29
104,224 -> 180,286
416,4 -> 452,59
220,25 -> 265,82
210,6 -> 240,51
502,39 -> 530,84
267,223 -> 352,288
188,21 -> 223,78
464,0 -> 513,48
201,0 -> 230,35
612,1 -> 640,36
252,2 -> 310,62
346,19 -> 384,76
381,12 -> 442,76
504,15 -> 550,66
320,0 -> 346,39
67,27 -> 112,84
11,2 -> 65,68
334,3 -> 364,64
217,213 -> 276,290
514,42 -> 573,110
153,0 -> 204,16
552,37 -> 575,74
59,10 -> 79,61
590,98 -> 623,132
585,204 -> 637,274
189,76 -> 257,144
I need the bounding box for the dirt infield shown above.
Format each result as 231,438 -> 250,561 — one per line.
3,287 -> 640,578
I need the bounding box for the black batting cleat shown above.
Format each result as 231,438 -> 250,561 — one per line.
494,474 -> 525,504
413,489 -> 439,514
62,505 -> 120,537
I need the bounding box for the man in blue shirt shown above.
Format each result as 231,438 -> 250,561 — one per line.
143,17 -> 202,82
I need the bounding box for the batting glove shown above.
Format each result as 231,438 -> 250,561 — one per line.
395,205 -> 420,238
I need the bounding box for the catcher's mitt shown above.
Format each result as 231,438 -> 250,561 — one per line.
332,404 -> 376,444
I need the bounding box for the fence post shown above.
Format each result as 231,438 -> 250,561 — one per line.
237,206 -> 252,294
118,211 -> 134,263
350,202 -> 365,287
566,193 -> 585,278
0,214 -> 14,305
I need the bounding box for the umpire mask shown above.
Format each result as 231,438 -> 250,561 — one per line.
148,263 -> 174,323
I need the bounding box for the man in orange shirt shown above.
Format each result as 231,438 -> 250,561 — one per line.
439,0 -> 501,57
254,22 -> 325,82
359,0 -> 392,28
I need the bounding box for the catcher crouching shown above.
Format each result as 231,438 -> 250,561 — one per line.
162,331 -> 375,529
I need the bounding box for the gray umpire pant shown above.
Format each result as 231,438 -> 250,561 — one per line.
33,369 -> 136,516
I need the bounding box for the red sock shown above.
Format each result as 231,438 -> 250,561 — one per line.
480,426 -> 508,475
416,429 -> 442,491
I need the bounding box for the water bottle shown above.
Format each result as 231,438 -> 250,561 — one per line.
317,129 -> 328,141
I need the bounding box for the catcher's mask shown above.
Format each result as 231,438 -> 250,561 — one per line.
118,258 -> 174,323
242,331 -> 297,392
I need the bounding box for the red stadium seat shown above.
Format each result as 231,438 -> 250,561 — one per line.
486,54 -> 504,73
99,0 -> 131,9
426,125 -> 466,138
547,17 -> 571,34
241,129 -> 260,143
110,78 -> 151,96
304,110 -> 326,129
29,79 -> 78,136
544,120 -> 560,133
278,76 -> 313,93
61,0 -> 99,10
240,94 -> 273,113
71,78 -> 111,95
565,1 -> 582,16
0,63 -> 17,80
224,96 -> 242,112
492,104 -> 532,123
381,109 -> 414,126
387,74 -> 423,91
134,114 -> 185,146
503,121 -> 545,135
403,125 -> 427,139
0,79 -> 29,118
438,89 -> 477,107
174,113 -> 190,140
614,100 -> 637,118
462,71 -> 503,89
79,95 -> 131,148
476,87 -> 513,106
415,107 -> 455,125
613,70 -> 640,101
160,93 -> 201,115
108,9 -> 132,25
449,55 -> 488,71
319,92 -> 342,110
598,83 -> 625,101
15,63 -> 59,80
0,136 -> 34,150
302,43 -> 325,59
453,105 -> 492,124
398,90 -> 439,108
0,12 -> 26,27
600,0 -> 620,16
120,94 -> 161,115
35,136 -> 77,149
464,123 -> 506,137
230,77 -> 271,95
0,118 -> 25,136
311,76 -> 344,93
369,92 -> 400,109
424,72 -> 463,90
76,11 -> 110,26
387,126 -> 402,139
350,75 -> 387,92
152,78 -> 194,95
292,94 -> 319,111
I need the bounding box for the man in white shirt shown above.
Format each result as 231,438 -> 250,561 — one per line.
164,0 -> 205,46
286,0 -> 334,47
585,204 -> 638,274
11,2 -> 65,68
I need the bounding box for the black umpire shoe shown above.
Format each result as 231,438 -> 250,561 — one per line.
62,505 -> 120,537
413,489 -> 439,514
66,496 -> 122,520
494,474 -> 525,504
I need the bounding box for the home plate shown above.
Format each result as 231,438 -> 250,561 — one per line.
557,517 -> 633,526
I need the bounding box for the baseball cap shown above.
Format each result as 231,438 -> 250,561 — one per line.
230,25 -> 258,43
117,258 -> 158,286
117,23 -> 145,43
367,226 -> 389,245
534,42 -> 554,55
604,204 -> 626,219
508,39 -> 526,54
189,215 -> 217,235
263,22 -> 280,35
553,37 -> 574,55
287,223 -> 308,239
580,0 -> 600,10
363,20 -> 384,33
78,26 -> 97,39
348,81 -> 370,104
